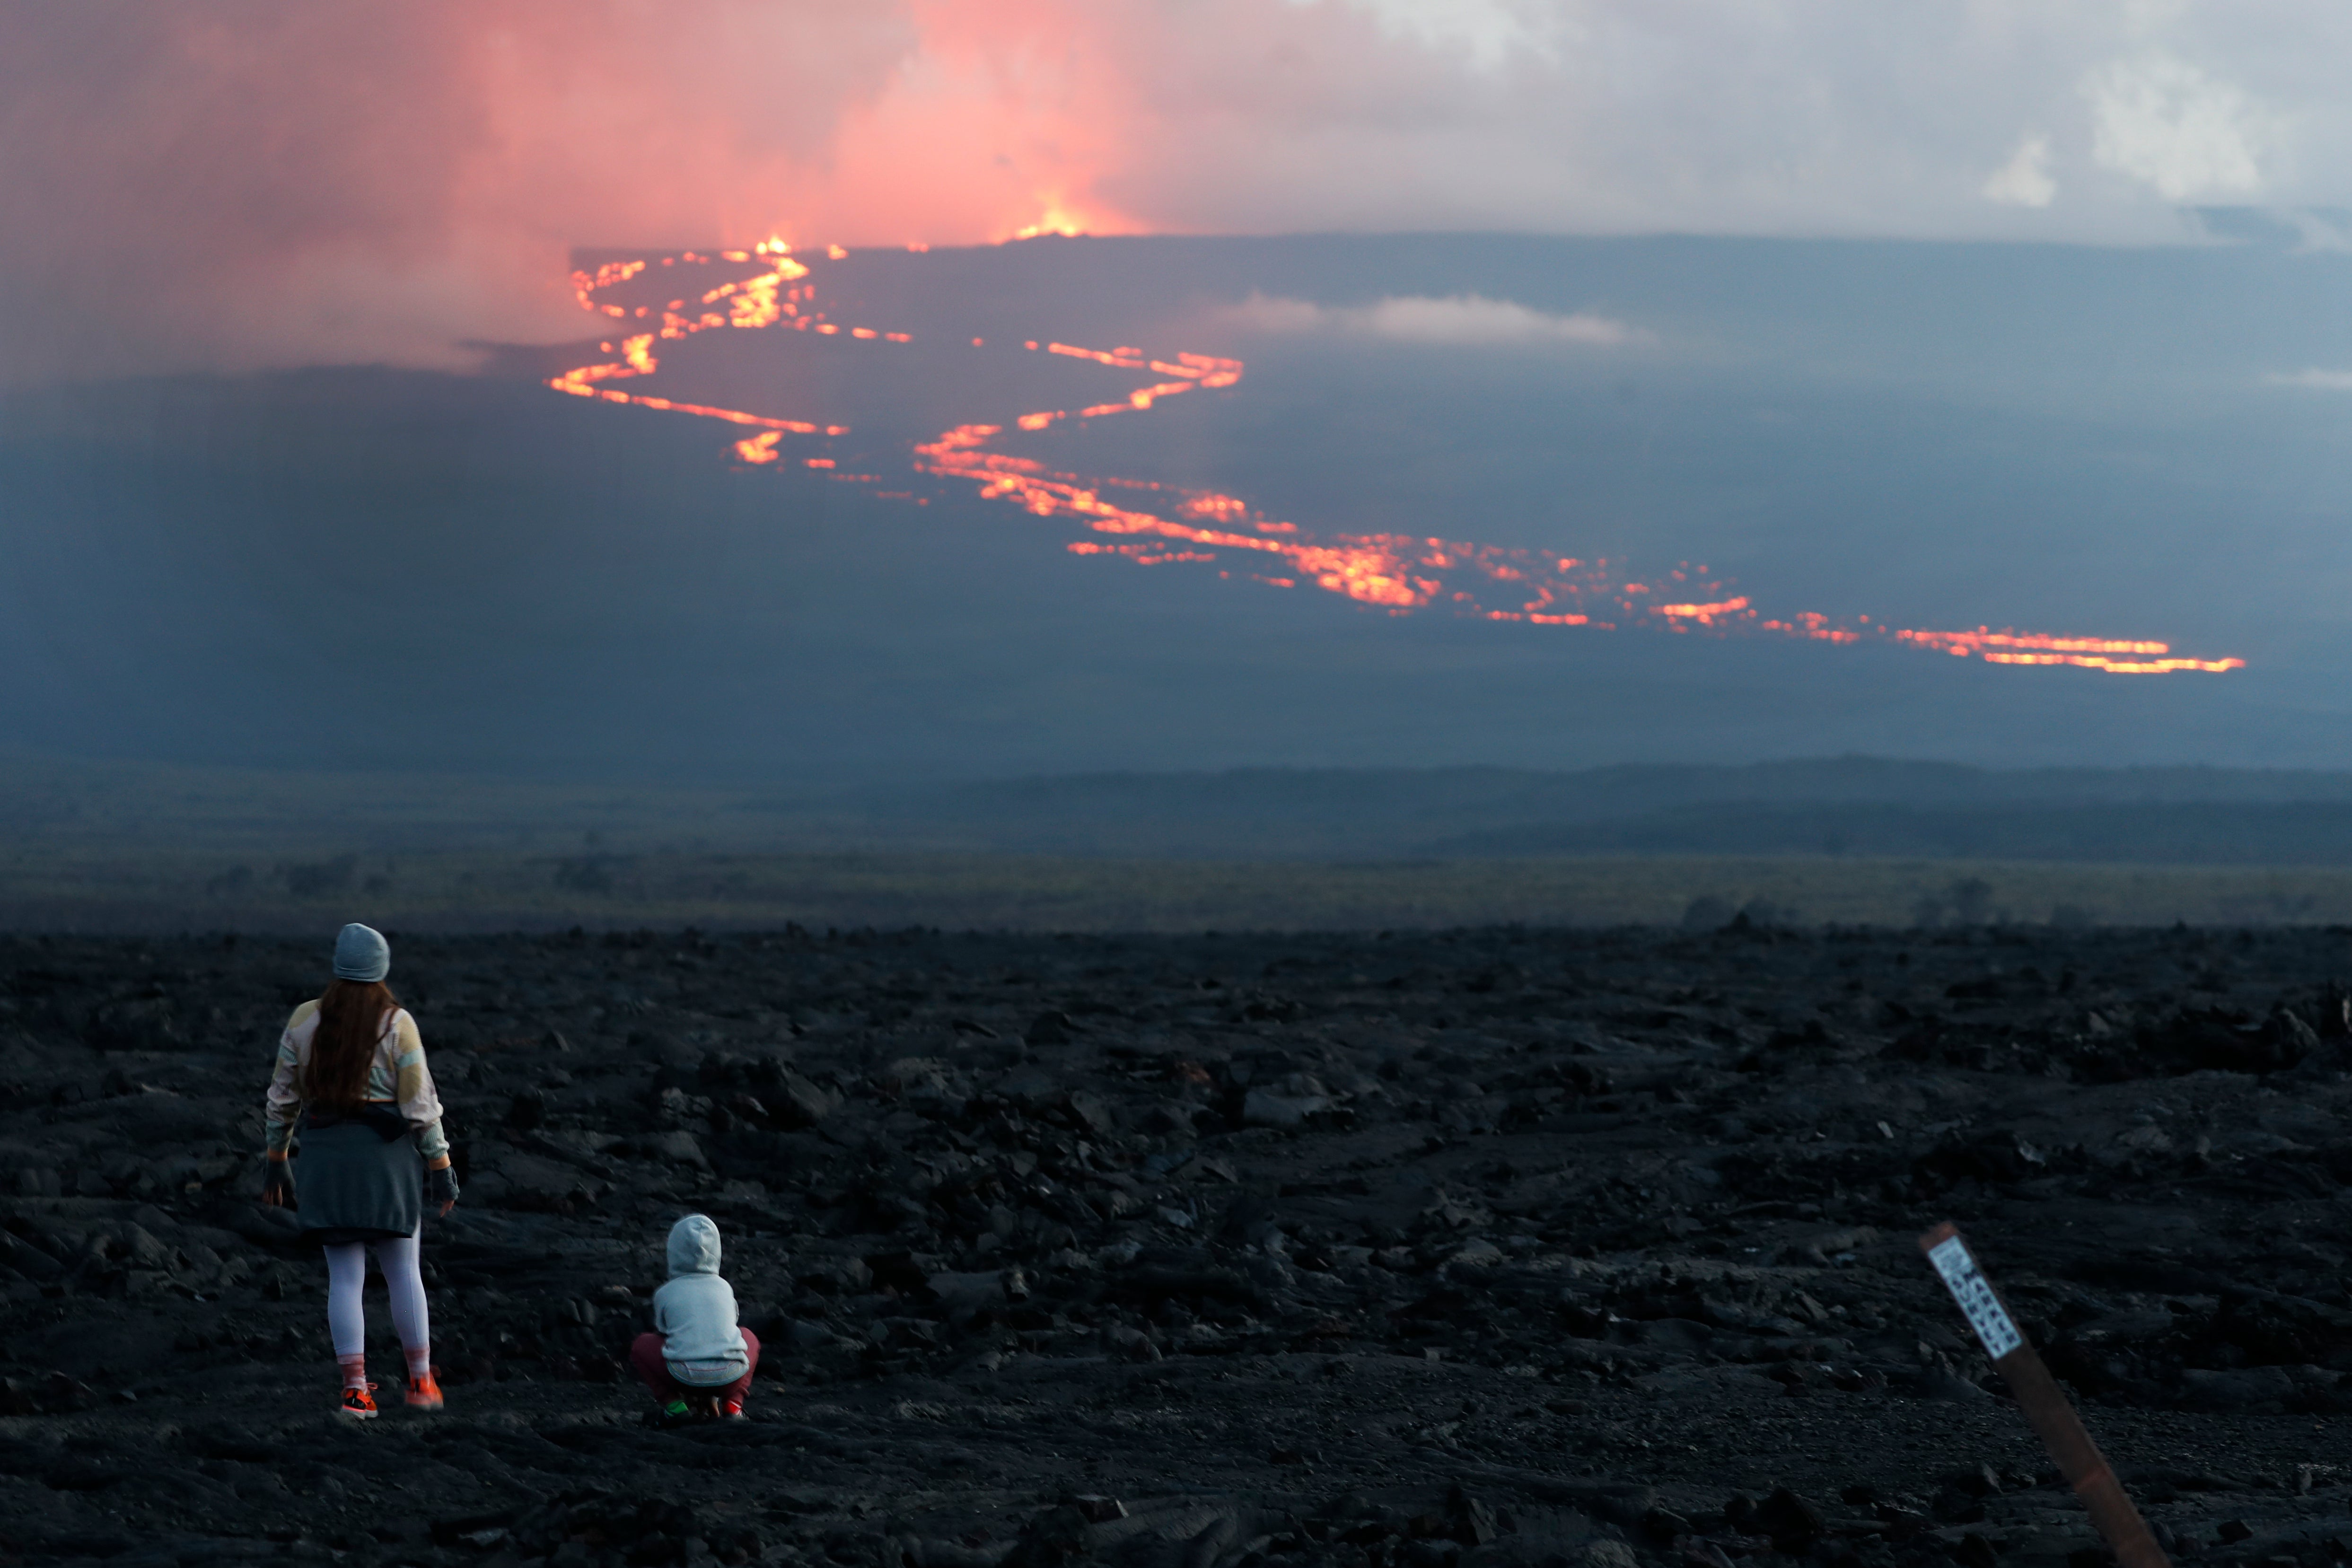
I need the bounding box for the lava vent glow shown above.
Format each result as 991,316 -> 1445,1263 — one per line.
548,244 -> 2244,677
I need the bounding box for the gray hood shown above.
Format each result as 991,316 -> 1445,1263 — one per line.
666,1213 -> 722,1277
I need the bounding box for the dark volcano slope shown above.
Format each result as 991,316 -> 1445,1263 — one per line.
3,925 -> 2352,1568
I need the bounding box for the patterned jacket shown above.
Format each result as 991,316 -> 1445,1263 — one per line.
264,1000 -> 449,1161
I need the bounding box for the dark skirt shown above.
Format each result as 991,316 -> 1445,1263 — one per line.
293,1118 -> 422,1244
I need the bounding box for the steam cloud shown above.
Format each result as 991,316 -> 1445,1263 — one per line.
8,1 -> 2352,385
1226,292 -> 1647,347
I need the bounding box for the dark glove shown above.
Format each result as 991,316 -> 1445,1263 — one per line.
425,1164 -> 459,1209
261,1160 -> 296,1209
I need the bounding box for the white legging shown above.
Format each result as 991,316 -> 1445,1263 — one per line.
323,1234 -> 430,1358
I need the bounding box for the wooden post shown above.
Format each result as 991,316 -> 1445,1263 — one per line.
1919,1222 -> 2170,1568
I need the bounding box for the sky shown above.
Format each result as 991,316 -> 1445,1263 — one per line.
7,1 -> 2352,385
5,3 -> 2352,789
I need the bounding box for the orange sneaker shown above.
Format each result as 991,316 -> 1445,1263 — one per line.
339,1383 -> 378,1419
404,1372 -> 444,1411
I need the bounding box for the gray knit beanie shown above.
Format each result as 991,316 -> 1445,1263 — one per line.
333,922 -> 390,982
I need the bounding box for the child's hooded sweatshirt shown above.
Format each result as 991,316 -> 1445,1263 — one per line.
654,1214 -> 750,1386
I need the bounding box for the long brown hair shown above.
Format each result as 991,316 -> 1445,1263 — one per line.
303,978 -> 400,1109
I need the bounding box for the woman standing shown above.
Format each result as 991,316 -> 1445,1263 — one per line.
260,923 -> 460,1417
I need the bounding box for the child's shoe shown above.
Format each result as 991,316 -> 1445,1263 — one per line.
721,1396 -> 746,1420
338,1384 -> 379,1419
404,1373 -> 444,1410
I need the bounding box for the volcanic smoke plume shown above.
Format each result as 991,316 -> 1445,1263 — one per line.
7,2 -> 2343,387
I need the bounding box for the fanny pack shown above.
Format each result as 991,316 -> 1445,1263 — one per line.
302,1104 -> 411,1142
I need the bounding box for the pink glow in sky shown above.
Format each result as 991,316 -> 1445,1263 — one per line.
4,1 -> 2348,383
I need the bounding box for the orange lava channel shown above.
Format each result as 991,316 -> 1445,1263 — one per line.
547,245 -> 2244,678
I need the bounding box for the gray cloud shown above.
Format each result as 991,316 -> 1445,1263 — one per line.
8,1 -> 2352,383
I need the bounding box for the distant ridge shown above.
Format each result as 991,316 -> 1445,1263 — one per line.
841,758 -> 2352,861
1421,800 -> 2352,863
14,750 -> 2352,864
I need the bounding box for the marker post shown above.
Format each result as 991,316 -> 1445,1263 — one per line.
1919,1222 -> 2170,1568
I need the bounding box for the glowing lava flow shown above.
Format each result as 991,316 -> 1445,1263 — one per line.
547,245 -> 2245,677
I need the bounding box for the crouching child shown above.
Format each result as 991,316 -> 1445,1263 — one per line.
632,1214 -> 760,1421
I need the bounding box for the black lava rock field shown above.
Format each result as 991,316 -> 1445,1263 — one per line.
4,924 -> 2352,1568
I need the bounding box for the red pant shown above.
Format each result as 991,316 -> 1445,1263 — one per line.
630,1329 -> 759,1404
